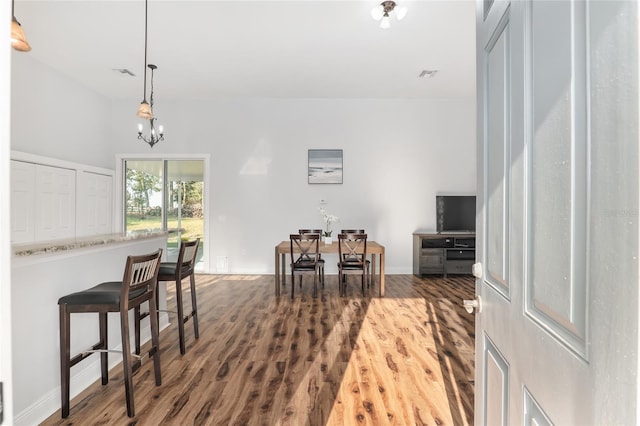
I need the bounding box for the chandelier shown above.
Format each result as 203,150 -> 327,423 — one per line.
370,1 -> 407,29
136,0 -> 164,148
137,64 -> 164,148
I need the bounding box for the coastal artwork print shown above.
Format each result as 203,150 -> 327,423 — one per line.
308,149 -> 343,184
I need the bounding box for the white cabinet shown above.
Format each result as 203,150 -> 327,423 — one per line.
77,171 -> 113,236
10,161 -> 36,243
34,164 -> 76,241
10,154 -> 114,244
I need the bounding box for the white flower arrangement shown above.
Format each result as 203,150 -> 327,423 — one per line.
319,207 -> 339,237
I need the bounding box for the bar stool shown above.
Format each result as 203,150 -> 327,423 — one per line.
58,249 -> 163,418
157,238 -> 200,355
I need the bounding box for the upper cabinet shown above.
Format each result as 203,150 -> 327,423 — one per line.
10,152 -> 114,244
77,171 -> 113,237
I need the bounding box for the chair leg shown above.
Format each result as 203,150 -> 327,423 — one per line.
313,273 -> 317,298
291,271 -> 295,299
59,305 -> 71,418
361,273 -> 365,296
99,312 -> 109,385
120,309 -> 135,417
175,278 -> 187,355
134,306 -> 141,355
149,290 -> 162,386
189,273 -> 199,340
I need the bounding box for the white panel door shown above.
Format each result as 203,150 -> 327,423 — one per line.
10,161 -> 36,244
34,164 -> 76,241
475,0 -> 638,424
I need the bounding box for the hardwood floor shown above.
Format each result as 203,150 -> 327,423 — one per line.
41,274 -> 475,425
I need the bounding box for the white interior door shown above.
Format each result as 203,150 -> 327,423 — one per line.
475,0 -> 639,424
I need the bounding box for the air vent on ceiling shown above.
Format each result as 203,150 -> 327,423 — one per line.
112,68 -> 135,77
419,70 -> 438,78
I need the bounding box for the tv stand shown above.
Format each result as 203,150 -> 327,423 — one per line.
412,232 -> 476,277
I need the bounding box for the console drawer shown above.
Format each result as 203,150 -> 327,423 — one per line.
446,260 -> 474,274
446,249 -> 475,260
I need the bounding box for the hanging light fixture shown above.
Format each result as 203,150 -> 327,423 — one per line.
137,64 -> 165,147
370,1 -> 407,29
11,0 -> 31,52
136,0 -> 164,148
136,0 -> 152,120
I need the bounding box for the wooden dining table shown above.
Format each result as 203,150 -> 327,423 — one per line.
274,240 -> 386,297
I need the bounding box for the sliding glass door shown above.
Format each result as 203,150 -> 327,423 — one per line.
124,159 -> 205,270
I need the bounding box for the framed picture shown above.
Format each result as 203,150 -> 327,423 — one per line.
308,149 -> 343,184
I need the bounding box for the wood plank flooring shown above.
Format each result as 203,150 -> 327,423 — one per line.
41,274 -> 475,425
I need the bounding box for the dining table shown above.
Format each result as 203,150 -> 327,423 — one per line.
274,239 -> 386,297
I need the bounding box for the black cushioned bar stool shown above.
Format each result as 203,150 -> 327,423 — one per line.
58,249 -> 163,418
157,238 -> 200,355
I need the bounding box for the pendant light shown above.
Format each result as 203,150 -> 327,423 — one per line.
136,0 -> 152,119
11,0 -> 31,52
370,1 -> 407,29
137,64 -> 165,147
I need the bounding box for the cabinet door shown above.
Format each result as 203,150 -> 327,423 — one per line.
10,161 -> 36,243
35,165 -> 76,241
77,171 -> 113,237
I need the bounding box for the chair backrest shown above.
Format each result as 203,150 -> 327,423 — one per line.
341,229 -> 366,234
178,238 -> 200,271
290,233 -> 320,265
121,249 -> 163,303
338,233 -> 367,265
299,229 -> 323,236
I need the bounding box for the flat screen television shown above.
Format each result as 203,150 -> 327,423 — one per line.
436,195 -> 476,233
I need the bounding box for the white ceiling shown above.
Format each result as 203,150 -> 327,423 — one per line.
14,0 -> 476,100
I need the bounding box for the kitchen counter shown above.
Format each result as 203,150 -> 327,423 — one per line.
12,230 -> 167,257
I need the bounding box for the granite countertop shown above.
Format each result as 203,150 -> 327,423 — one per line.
13,230 -> 168,257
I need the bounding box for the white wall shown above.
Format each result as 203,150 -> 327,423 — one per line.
111,97 -> 476,274
11,54 -> 113,170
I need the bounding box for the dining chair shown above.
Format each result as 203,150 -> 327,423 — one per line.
298,229 -> 325,287
339,229 -> 370,287
290,233 -> 321,298
58,249 -> 163,418
338,233 -> 368,296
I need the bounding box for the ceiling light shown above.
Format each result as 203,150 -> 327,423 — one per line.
137,64 -> 164,147
11,0 -> 31,52
136,0 -> 164,148
371,1 -> 407,29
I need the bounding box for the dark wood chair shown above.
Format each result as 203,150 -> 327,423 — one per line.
155,238 -> 200,355
290,233 -> 321,298
339,229 -> 370,287
58,249 -> 163,418
338,233 -> 368,296
298,229 -> 325,287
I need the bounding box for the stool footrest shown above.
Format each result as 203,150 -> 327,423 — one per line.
70,340 -> 106,368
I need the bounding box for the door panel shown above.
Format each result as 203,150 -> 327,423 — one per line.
523,388 -> 552,426
483,335 -> 509,426
526,0 -> 588,357
476,0 -> 638,425
485,7 -> 511,297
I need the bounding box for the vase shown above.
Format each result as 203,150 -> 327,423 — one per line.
323,236 -> 333,244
